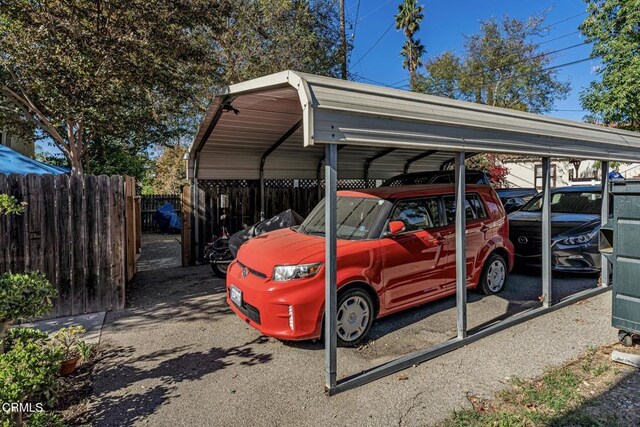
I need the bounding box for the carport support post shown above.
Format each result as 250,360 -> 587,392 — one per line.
601,161 -> 610,286
324,143 -> 338,392
541,157 -> 552,308
455,151 -> 467,339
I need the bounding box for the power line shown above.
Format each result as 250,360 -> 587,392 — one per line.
350,72 -> 396,88
351,21 -> 395,67
539,30 -> 582,45
537,11 -> 588,33
356,0 -> 394,24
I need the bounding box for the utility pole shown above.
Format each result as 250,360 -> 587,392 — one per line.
340,0 -> 347,79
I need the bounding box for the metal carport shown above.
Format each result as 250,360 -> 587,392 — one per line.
188,70 -> 640,395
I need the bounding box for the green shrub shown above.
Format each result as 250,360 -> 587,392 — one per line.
3,328 -> 48,353
0,272 -> 57,323
26,411 -> 66,427
0,194 -> 25,216
0,340 -> 63,425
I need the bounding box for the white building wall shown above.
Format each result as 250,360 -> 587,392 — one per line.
502,158 -> 640,189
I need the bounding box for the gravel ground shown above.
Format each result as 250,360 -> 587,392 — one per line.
85,236 -> 619,426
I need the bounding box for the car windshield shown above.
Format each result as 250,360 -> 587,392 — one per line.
298,196 -> 388,240
521,191 -> 602,214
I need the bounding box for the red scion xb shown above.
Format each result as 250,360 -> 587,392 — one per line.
226,184 -> 514,346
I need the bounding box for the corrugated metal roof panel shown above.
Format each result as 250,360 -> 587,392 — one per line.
189,70 -> 640,180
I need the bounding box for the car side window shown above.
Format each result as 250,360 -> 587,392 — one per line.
443,195 -> 477,223
391,198 -> 440,232
468,194 -> 487,218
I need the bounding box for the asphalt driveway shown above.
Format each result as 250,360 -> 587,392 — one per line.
86,234 -> 617,426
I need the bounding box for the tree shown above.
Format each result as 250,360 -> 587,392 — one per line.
148,145 -> 189,195
217,0 -> 345,85
394,0 -> 425,90
580,0 -> 640,131
416,14 -> 571,113
0,0 -> 226,173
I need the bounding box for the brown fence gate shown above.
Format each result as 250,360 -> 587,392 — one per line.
0,173 -> 140,317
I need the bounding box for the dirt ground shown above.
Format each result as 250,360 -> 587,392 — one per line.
77,233 -> 624,426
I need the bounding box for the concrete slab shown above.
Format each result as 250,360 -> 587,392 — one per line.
19,311 -> 105,345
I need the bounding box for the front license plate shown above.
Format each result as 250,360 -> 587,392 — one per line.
230,285 -> 242,307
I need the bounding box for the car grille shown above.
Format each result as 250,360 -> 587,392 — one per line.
229,289 -> 261,324
237,261 -> 267,279
510,222 -> 589,257
510,225 -> 543,256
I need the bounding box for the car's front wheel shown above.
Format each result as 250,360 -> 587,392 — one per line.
479,254 -> 508,295
336,288 -> 374,347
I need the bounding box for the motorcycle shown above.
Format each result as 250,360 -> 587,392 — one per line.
204,209 -> 304,278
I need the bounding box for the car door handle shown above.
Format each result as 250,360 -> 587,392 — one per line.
480,225 -> 490,232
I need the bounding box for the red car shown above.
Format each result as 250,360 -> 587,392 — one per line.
226,184 -> 514,346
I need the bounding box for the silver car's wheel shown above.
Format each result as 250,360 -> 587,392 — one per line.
479,254 -> 508,295
336,290 -> 374,346
486,259 -> 506,292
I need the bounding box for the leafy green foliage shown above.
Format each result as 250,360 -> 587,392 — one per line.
0,340 -> 63,410
49,326 -> 86,360
416,14 -> 570,114
0,0 -> 227,172
0,272 -> 57,323
580,0 -> 640,130
3,328 -> 48,353
394,0 -> 425,90
147,145 -> 189,195
0,194 -> 25,215
25,411 -> 66,427
218,0 -> 345,84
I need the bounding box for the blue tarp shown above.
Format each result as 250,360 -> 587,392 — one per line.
153,202 -> 182,233
0,144 -> 69,175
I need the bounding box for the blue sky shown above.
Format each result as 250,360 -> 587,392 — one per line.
346,0 -> 595,121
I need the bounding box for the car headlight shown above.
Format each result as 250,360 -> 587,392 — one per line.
560,230 -> 598,245
273,263 -> 322,281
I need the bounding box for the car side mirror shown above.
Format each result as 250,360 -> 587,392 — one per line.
387,220 -> 405,236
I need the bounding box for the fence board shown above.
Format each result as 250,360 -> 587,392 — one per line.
85,175 -> 99,313
7,174 -> 25,273
55,175 -> 72,317
70,175 -> 86,315
97,176 -> 112,312
110,176 -> 125,310
41,175 -> 57,311
181,185 -> 192,266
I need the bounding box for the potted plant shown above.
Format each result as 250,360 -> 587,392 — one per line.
50,325 -> 88,376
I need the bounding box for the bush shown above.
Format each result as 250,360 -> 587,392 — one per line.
26,411 -> 66,427
0,194 -> 25,216
3,328 -> 48,353
0,272 -> 57,328
0,340 -> 63,426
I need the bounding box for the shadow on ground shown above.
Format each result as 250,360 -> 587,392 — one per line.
84,336 -> 272,426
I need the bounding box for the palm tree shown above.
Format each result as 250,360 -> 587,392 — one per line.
400,39 -> 425,78
394,0 -> 425,90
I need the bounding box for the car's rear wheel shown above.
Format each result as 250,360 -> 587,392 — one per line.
479,254 -> 507,295
336,288 -> 374,347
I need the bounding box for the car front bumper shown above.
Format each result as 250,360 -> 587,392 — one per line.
226,260 -> 324,341
514,241 -> 601,273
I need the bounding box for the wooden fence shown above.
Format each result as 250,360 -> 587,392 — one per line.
0,173 -> 140,317
140,194 -> 182,231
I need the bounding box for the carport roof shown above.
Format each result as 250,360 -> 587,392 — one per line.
188,70 -> 640,180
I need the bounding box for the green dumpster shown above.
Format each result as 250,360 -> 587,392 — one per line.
600,179 -> 640,347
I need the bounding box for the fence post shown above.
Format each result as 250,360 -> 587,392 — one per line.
181,184 -> 193,266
